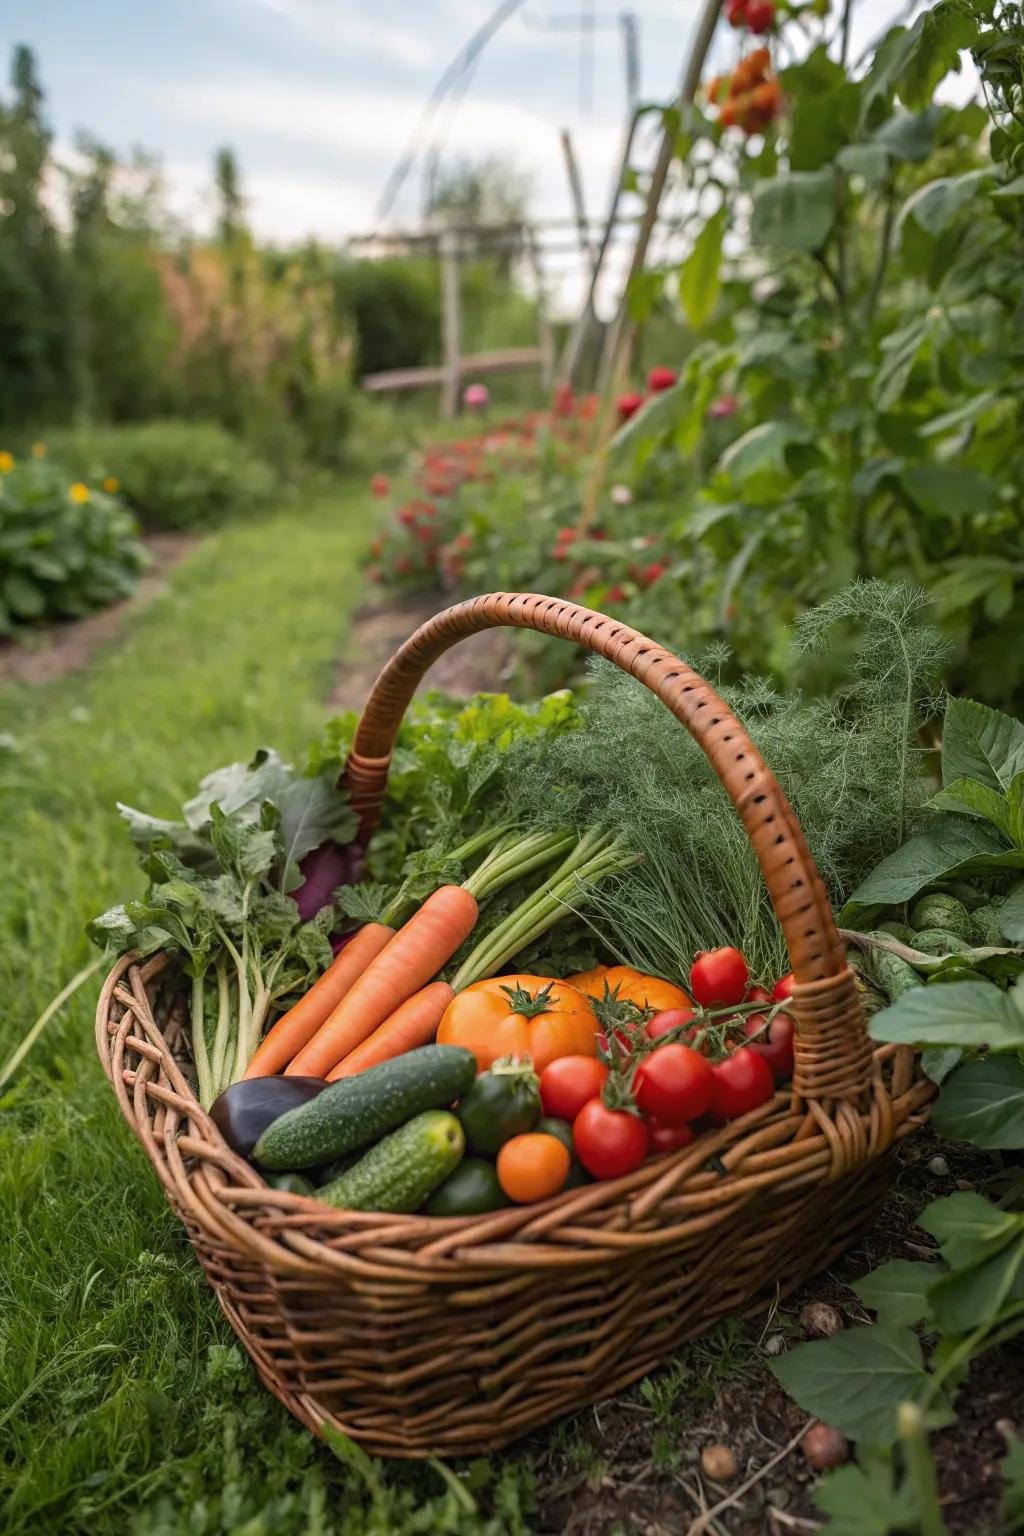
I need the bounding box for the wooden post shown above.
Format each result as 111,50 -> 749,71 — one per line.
526,227 -> 556,392
560,129 -> 596,278
440,228 -> 462,418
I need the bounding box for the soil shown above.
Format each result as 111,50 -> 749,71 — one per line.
330,589 -> 515,712
523,1129 -> 1024,1536
0,532 -> 196,686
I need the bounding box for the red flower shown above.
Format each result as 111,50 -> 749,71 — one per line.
367,565 -> 382,582
369,537 -> 383,558
640,561 -> 668,587
591,528 -> 608,541
606,584 -> 626,603
616,392 -> 645,423
556,526 -> 576,545
398,505 -> 416,527
553,383 -> 575,418
647,366 -> 677,393
413,525 -> 435,544
395,555 -> 412,576
709,394 -> 739,419
370,473 -> 390,498
454,532 -> 473,551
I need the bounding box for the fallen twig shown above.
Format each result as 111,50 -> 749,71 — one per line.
684,1417 -> 817,1536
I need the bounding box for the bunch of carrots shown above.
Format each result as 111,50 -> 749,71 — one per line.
244,828 -> 635,1083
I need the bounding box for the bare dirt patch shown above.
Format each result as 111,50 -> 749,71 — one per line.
0,532 -> 196,686
330,589 -> 515,713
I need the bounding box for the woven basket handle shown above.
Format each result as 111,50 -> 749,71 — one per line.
342,592 -> 873,1102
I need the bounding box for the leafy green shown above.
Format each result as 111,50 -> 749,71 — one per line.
853,1260 -> 941,1326
771,1325 -> 933,1443
931,1055 -> 1024,1148
869,980 -> 1024,1051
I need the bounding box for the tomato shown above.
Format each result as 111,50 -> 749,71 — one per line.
725,0 -> 748,25
565,964 -> 609,995
600,966 -> 692,1014
689,948 -> 749,1008
573,1100 -> 648,1180
745,985 -> 772,1005
645,1007 -> 697,1044
540,1055 -> 609,1122
772,971 -> 796,1001
745,0 -> 775,33
750,79 -> 782,123
742,1010 -> 795,1080
634,1044 -> 714,1124
437,976 -> 598,1073
710,1047 -> 775,1119
646,1119 -> 695,1155
497,1133 -> 571,1204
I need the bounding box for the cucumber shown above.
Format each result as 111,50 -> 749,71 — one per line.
877,920 -> 916,945
910,928 -> 966,957
970,901 -> 1006,946
252,1045 -> 476,1170
426,1157 -> 510,1216
319,1111 -> 464,1213
865,946 -> 921,1001
910,895 -> 971,939
263,1172 -> 316,1196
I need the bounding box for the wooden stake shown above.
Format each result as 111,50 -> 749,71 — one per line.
440,228 -> 462,418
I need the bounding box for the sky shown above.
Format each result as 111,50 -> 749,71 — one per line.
0,1 -> 955,310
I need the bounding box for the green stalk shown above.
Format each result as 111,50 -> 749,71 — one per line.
451,830 -> 637,989
191,969 -> 214,1109
378,822 -> 514,926
463,828 -> 577,903
209,958 -> 233,1096
897,1403 -> 947,1536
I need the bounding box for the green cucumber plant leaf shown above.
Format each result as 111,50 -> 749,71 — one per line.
812,1448 -> 922,1535
930,1055 -> 1024,1148
852,1260 -> 942,1327
868,979 -> 1024,1051
770,1324 -> 936,1443
942,697 -> 1024,793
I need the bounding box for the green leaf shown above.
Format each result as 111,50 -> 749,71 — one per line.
678,208 -> 725,330
932,1056 -> 1024,1149
873,318 -> 930,410
750,169 -> 836,253
788,82 -> 861,171
718,420 -> 812,480
870,981 -> 1024,1052
919,1191 -> 1022,1268
942,697 -> 1024,793
999,886 -> 1024,944
208,805 -> 277,885
873,106 -> 947,163
922,1046 -> 962,1085
853,1260 -> 941,1326
610,380 -> 687,455
926,778 -> 1012,840
1,573 -> 45,619
899,8 -> 979,111
897,463 -> 998,518
772,1324 -> 931,1444
842,819 -> 1019,912
928,1233 -> 1024,1335
994,173 -> 1024,197
902,170 -> 990,234
272,775 -> 357,892
813,1454 -> 920,1535
999,1437 -> 1024,1525
836,143 -> 891,187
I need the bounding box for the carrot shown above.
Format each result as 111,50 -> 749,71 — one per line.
243,923 -> 394,1079
326,981 -> 455,1080
285,885 -> 478,1078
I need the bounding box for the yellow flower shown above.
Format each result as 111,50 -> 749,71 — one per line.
103,476 -> 120,494
0,450 -> 14,473
31,441 -> 46,459
69,482 -> 91,504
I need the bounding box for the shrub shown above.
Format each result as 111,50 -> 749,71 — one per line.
0,453 -> 146,632
40,421 -> 279,530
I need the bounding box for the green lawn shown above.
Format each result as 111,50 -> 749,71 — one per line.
0,487 -> 537,1535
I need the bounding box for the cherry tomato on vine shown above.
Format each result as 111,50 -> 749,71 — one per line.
634,1044 -> 714,1124
689,947 -> 749,1008
710,1047 -> 775,1119
745,0 -> 776,33
646,1120 -> 695,1155
539,1056 -> 609,1123
745,985 -> 772,1005
645,1007 -> 697,1044
772,971 -> 796,1002
725,0 -> 749,25
741,1010 -> 795,1080
573,1100 -> 648,1180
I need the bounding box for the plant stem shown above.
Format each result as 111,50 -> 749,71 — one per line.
463,828 -> 577,903
191,970 -> 214,1108
0,956 -> 104,1091
210,959 -> 233,1096
864,184 -> 897,328
897,1403 -> 947,1536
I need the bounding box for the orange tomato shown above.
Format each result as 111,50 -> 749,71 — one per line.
437,976 -> 599,1073
565,964 -> 609,994
497,1133 -> 571,1203
600,966 -> 692,1014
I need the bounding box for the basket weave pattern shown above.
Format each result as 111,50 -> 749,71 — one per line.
97,593 -> 934,1456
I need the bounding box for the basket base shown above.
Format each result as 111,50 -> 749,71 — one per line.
188,1152 -> 892,1459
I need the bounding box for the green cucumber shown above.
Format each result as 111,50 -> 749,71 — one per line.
319,1111 -> 464,1213
426,1157 -> 510,1216
877,920 -> 916,945
909,928 -> 966,957
910,894 -> 971,939
865,946 -> 921,1001
263,1172 -> 315,1196
970,901 -> 1006,946
252,1045 -> 476,1170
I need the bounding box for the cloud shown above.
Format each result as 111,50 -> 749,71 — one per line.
245,0 -> 439,71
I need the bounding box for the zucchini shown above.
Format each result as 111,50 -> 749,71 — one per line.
877,920 -> 916,945
970,901 -> 1006,946
426,1157 -> 510,1216
910,928 -> 966,957
319,1111 -> 464,1213
910,895 -> 971,939
865,946 -> 921,1001
252,1045 -> 476,1170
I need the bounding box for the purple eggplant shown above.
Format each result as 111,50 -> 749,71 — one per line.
210,1075 -> 327,1158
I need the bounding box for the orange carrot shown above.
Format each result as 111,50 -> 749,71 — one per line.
285,885 -> 478,1078
327,981 -> 455,1080
243,923 -> 394,1079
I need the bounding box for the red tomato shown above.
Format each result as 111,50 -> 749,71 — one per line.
725,0 -> 748,25
645,1008 -> 696,1043
745,985 -> 772,1005
745,0 -> 775,32
540,1056 -> 609,1122
647,1120 -> 695,1155
573,1100 -> 648,1180
634,1044 -> 714,1124
772,971 -> 796,1001
710,1047 -> 776,1119
690,947 -> 749,1008
741,1011 -> 795,1080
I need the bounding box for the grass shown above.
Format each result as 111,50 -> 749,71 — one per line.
0,484 -> 763,1535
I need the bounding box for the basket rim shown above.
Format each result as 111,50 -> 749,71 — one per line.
96,951 -> 935,1278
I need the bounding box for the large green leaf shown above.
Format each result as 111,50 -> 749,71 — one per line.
750,170 -> 836,253
873,318 -> 930,410
771,1324 -> 931,1443
943,697 -> 1024,792
813,1454 -> 920,1535
678,208 -> 725,330
853,1260 -> 941,1326
999,1438 -> 1024,1526
919,1191 -> 1022,1268
925,778 -> 1013,840
718,420 -> 811,480
789,82 -> 861,171
836,142 -> 891,187
932,1056 -> 1024,1149
841,819 -> 1020,913
928,1233 -> 1024,1335
870,981 -> 1024,1053
897,463 -> 999,518
1000,886 -> 1024,944
901,169 -> 990,233
874,106 -> 947,163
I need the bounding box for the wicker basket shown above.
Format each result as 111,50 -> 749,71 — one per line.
97,593 -> 934,1458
